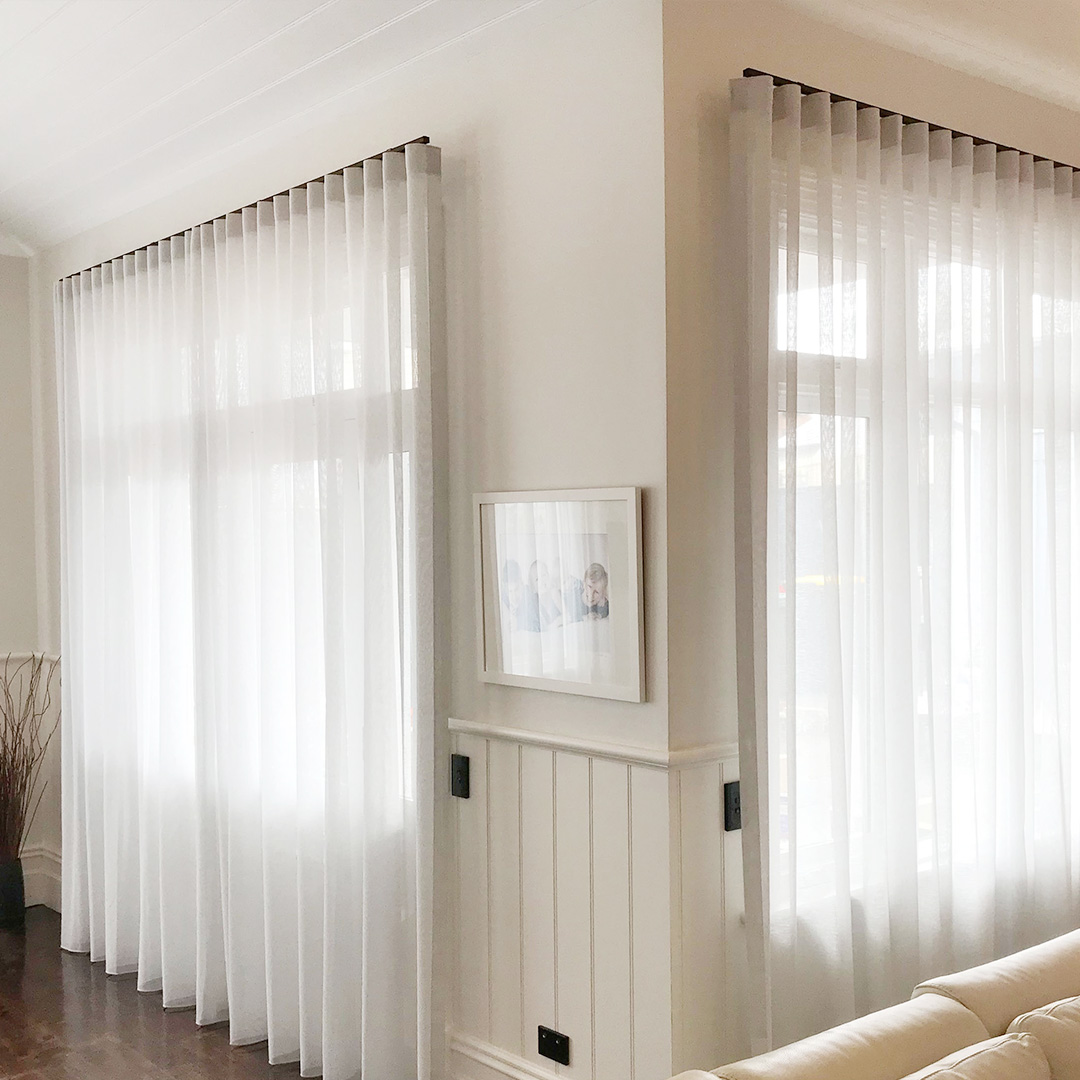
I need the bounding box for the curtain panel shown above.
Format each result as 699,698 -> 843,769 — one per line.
55,143 -> 441,1080
732,75 -> 1080,1052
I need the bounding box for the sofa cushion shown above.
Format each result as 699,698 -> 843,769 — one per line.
1008,995 -> 1080,1080
898,1033 -> 1049,1080
712,994 -> 989,1080
914,930 -> 1080,1036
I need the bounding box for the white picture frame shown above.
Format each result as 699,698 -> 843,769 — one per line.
474,487 -> 644,702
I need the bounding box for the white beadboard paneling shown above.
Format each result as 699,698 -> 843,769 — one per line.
450,1032 -> 562,1080
520,746 -> 557,1070
629,766 -> 672,1080
456,732 -> 490,1040
675,764 -> 726,1070
590,760 -> 632,1080
0,0 -> 68,63
0,0 -> 137,109
451,727 -> 743,1080
555,752 -> 593,1077
488,739 -> 524,1055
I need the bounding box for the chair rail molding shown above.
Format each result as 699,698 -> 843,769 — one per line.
447,717 -> 738,770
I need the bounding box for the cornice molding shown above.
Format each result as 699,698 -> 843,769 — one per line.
785,0 -> 1080,117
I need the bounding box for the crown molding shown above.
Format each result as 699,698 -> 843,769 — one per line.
785,0 -> 1080,116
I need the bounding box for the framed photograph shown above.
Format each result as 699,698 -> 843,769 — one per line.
474,487 -> 644,702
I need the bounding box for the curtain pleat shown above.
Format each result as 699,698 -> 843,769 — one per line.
55,143 -> 441,1080
733,75 -> 1080,1051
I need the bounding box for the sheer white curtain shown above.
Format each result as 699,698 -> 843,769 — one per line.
732,75 -> 1080,1052
55,143 -> 441,1080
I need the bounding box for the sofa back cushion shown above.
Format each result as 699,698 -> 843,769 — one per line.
712,994 -> 989,1080
914,930 -> 1080,1036
1008,995 -> 1080,1080
897,1033 -> 1050,1080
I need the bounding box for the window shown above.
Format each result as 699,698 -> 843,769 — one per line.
733,75 -> 1080,1049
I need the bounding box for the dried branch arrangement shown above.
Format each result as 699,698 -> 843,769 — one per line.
0,655 -> 60,864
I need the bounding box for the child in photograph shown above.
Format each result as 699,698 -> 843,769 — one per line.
562,561 -> 610,623
581,562 -> 609,619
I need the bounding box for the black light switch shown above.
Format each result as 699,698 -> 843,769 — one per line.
451,753 -> 470,799
538,1025 -> 570,1066
724,780 -> 741,832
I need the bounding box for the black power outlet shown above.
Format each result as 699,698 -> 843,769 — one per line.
724,780 -> 742,832
538,1025 -> 570,1066
451,754 -> 470,799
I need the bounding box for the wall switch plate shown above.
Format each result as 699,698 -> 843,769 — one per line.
724,780 -> 741,832
538,1026 -> 570,1066
451,754 -> 470,799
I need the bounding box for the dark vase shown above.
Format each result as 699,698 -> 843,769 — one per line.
0,860 -> 25,933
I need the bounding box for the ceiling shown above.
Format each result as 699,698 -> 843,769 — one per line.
0,0 -> 540,254
2,0 -> 1080,254
789,0 -> 1080,115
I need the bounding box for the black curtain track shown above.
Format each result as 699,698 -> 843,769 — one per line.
67,136 -> 431,280
743,69 -> 1078,173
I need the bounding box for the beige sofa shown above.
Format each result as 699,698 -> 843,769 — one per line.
673,929 -> 1080,1080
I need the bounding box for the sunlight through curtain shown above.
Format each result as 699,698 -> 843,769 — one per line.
55,143 -> 441,1080
733,75 -> 1080,1052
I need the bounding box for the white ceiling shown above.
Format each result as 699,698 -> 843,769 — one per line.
788,0 -> 1080,117
0,0 -> 540,254
2,0 -> 1080,254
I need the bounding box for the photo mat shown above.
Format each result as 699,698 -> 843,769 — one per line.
475,488 -> 643,701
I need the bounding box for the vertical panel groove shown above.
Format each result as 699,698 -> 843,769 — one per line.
627,764 -> 635,1080
675,768 -> 684,1064
486,740 -> 493,1041
589,759 -> 596,1080
518,743 -> 527,1054
518,743 -> 525,1056
453,735 -> 460,1030
552,752 -> 559,1036
717,762 -> 726,1057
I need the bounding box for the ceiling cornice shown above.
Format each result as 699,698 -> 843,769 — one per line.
0,231 -> 33,258
785,0 -> 1080,115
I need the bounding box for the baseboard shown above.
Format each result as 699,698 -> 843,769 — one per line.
21,844 -> 61,912
449,1033 -> 563,1080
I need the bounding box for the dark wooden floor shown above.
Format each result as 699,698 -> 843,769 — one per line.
0,907 -> 302,1079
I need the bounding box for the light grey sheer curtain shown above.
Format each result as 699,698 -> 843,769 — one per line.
733,75 -> 1080,1052
55,144 -> 442,1080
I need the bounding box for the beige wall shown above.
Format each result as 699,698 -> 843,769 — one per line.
0,255 -> 36,651
662,2 -> 1080,1069
0,257 -> 57,899
663,0 -> 1080,754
